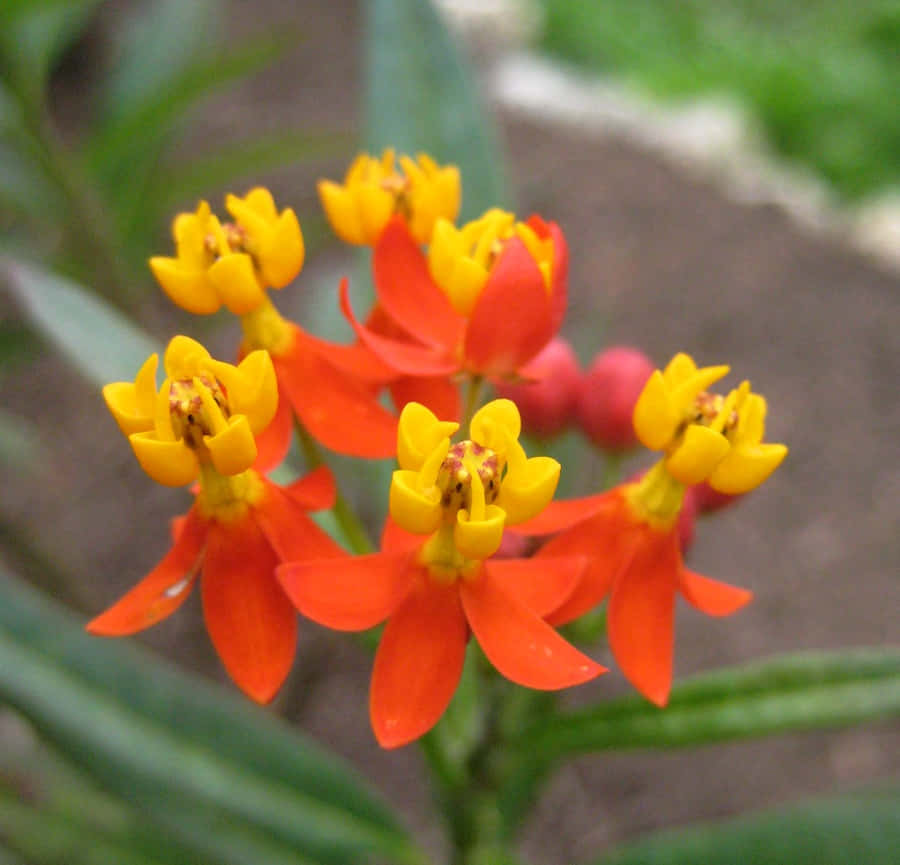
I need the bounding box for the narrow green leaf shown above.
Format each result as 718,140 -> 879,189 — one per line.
0,571 -> 424,865
590,789 -> 900,865
365,0 -> 509,219
150,130 -> 353,215
100,0 -> 220,124
519,649 -> 900,761
2,259 -> 159,384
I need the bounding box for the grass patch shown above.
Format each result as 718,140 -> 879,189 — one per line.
539,0 -> 900,200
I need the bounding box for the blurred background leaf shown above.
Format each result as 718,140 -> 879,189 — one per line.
366,0 -> 509,219
588,787 -> 900,865
519,648 -> 900,761
0,568 -> 425,865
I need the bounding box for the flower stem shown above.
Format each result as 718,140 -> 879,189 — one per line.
463,375 -> 484,427
294,421 -> 374,554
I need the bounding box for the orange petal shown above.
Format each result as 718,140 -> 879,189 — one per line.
464,237 -> 553,376
252,386 -> 293,473
515,492 -> 612,535
607,529 -> 679,706
373,217 -> 465,350
380,516 -> 425,553
202,517 -> 296,703
340,279 -> 459,377
484,556 -> 583,618
531,217 -> 568,336
537,500 -> 635,626
252,479 -> 347,561
679,569 -> 753,617
87,508 -> 207,635
389,374 -> 461,421
292,326 -> 397,385
370,577 -> 468,748
275,336 -> 398,458
284,465 -> 337,511
277,551 -> 414,631
460,568 -> 605,689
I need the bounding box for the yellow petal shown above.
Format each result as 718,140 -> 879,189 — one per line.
670,365 -> 731,413
444,256 -> 487,317
389,469 -> 443,534
734,391 -> 767,446
258,209 -> 304,288
209,350 -> 277,434
454,504 -> 505,560
496,455 -> 560,525
632,370 -> 679,450
228,187 -> 277,222
204,415 -> 258,476
662,352 -> 698,387
709,443 -> 788,494
357,185 -> 394,243
129,432 -> 198,487
149,257 -> 221,314
207,253 -> 265,315
397,402 -> 457,471
665,424 -> 731,485
318,181 -> 367,245
164,336 -> 210,379
470,399 -> 522,451
103,354 -> 158,436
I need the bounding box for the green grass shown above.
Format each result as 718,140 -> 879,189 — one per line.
539,0 -> 900,200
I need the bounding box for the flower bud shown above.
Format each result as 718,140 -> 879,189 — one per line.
495,338 -> 580,439
577,346 -> 655,451
692,480 -> 741,514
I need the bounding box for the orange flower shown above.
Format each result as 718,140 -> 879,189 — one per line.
520,353 -> 788,705
92,337 -> 346,702
277,401 -> 604,747
340,212 -> 568,381
524,475 -> 752,707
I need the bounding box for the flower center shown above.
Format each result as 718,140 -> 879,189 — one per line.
168,375 -> 230,449
436,440 -> 503,521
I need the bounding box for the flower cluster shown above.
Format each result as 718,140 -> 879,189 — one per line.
90,149 -> 787,746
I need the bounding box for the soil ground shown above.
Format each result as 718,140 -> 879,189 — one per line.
2,1 -> 898,863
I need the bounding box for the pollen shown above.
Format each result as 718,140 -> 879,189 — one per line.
436,440 -> 503,516
168,375 -> 230,448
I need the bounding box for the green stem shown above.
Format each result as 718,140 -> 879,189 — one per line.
294,421 -> 373,554
463,375 -> 484,428
2,47 -> 135,307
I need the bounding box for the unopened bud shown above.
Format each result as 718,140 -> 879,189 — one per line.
577,346 -> 655,451
692,480 -> 741,514
495,338 -> 580,438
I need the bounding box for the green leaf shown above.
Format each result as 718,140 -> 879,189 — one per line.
0,570 -> 424,865
519,649 -> 900,761
2,259 -> 159,384
100,0 -> 220,124
0,1 -> 102,93
589,788 -> 900,865
149,130 -> 353,216
365,0 -> 509,220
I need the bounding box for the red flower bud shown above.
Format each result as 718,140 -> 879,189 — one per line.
692,480 -> 741,514
495,338 -> 580,439
577,346 -> 655,451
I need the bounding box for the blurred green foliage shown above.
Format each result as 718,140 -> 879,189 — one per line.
540,0 -> 900,200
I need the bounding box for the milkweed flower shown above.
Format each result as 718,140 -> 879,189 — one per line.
318,149 -> 461,246
278,399 -> 605,748
92,336 -> 345,703
521,352 -> 787,706
341,208 -> 568,381
148,189 -> 399,464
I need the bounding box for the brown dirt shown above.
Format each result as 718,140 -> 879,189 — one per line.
2,1 -> 898,863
